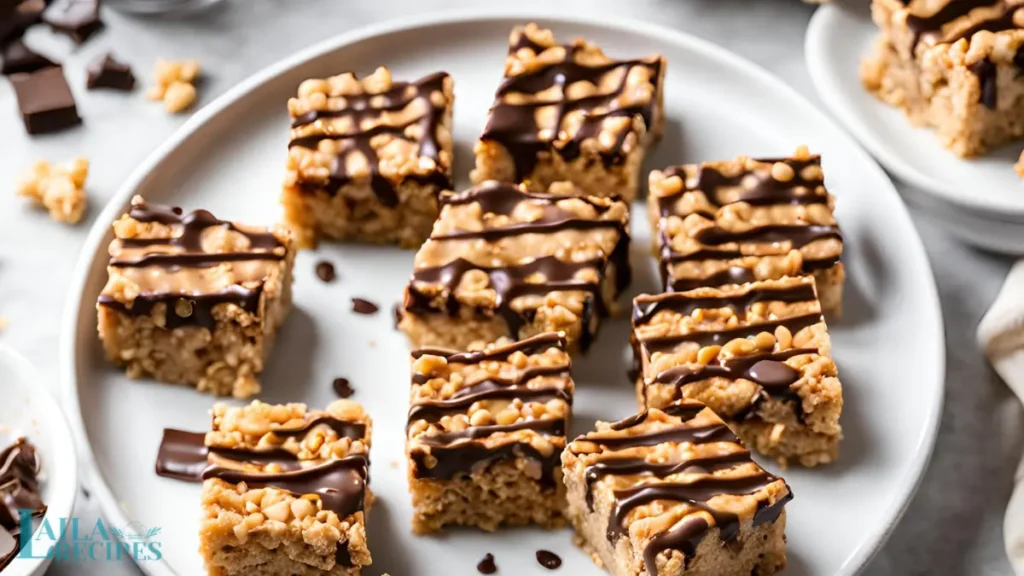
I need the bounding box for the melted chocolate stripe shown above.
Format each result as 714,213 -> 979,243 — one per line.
418,418 -> 566,446
411,332 -> 567,363
109,251 -> 284,268
652,348 -> 814,389
641,312 -> 823,353
290,72 -> 449,128
98,284 -> 265,331
408,387 -> 571,425
587,424 -> 738,451
661,158 -> 826,213
633,283 -> 817,325
410,441 -> 562,485
583,451 -> 751,510
607,473 -> 776,540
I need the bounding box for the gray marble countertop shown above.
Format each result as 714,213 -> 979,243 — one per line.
0,0 -> 1019,574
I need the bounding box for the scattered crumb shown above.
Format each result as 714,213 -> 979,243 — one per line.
369,340 -> 376,349
16,157 -> 89,224
0,316 -> 7,331
147,58 -> 200,113
1016,150 -> 1024,178
332,377 -> 353,398
315,260 -> 336,283
389,460 -> 399,469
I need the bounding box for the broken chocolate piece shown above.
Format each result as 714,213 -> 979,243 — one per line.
0,0 -> 46,45
86,53 -> 135,91
42,0 -> 103,45
332,377 -> 353,398
1,38 -> 55,76
11,66 -> 82,135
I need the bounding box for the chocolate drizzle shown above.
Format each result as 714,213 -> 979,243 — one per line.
153,413 -> 368,568
656,156 -> 842,293
633,282 -> 817,325
408,334 -> 572,483
642,312 -> 823,354
98,200 -> 286,331
480,36 -> 661,181
571,409 -> 790,576
288,71 -> 452,206
404,183 -> 630,352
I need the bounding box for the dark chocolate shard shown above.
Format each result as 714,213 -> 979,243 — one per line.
11,66 -> 81,135
86,53 -> 135,91
42,0 -> 103,44
333,377 -> 354,398
351,298 -> 379,315
1,37 -> 55,75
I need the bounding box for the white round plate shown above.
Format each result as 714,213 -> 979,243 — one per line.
806,2 -> 1024,224
61,9 -> 944,576
0,345 -> 78,576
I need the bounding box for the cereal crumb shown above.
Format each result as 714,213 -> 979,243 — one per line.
16,158 -> 89,224
0,316 -> 7,330
148,58 -> 201,114
389,460 -> 399,469
1016,150 -> 1024,178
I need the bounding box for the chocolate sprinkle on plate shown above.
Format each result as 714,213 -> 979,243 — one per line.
315,260 -> 336,283
332,377 -> 353,398
351,298 -> 379,315
476,553 -> 497,574
536,550 -> 562,570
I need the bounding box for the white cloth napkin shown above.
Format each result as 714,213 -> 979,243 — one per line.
977,260 -> 1024,575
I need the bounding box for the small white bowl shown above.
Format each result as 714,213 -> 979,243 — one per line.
0,345 -> 78,576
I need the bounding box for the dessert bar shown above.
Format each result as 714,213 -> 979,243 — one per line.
199,400 -> 372,576
406,333 -> 573,533
862,0 -> 1024,156
97,197 -> 295,398
649,149 -> 844,318
471,23 -> 665,202
632,276 -> 843,467
562,403 -> 792,576
399,180 -> 630,353
282,67 -> 454,248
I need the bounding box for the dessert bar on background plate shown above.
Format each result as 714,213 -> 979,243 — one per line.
406,333 -> 572,533
400,180 -> 630,353
471,22 -> 665,202
632,276 -> 843,467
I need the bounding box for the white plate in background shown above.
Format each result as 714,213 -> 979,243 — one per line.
806,2 -> 1024,229
61,9 -> 944,576
0,345 -> 78,576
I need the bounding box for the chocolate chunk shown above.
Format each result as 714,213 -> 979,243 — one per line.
0,0 -> 46,44
11,66 -> 81,135
351,298 -> 379,315
536,550 -> 561,570
1,38 -> 55,75
42,0 -> 103,45
315,260 -> 336,283
86,53 -> 135,91
332,377 -> 353,398
476,553 -> 497,574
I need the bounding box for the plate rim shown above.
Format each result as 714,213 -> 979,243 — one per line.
805,3 -> 1024,220
59,7 -> 947,576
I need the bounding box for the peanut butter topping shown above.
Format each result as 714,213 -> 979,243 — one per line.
565,405 -> 791,575
98,196 -> 292,331
407,333 -> 573,483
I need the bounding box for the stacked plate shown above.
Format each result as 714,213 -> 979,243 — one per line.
805,2 -> 1024,254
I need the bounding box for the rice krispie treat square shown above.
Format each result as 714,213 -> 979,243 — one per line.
562,403 -> 792,576
861,0 -> 1024,157
470,23 -> 665,202
406,333 -> 573,533
96,197 -> 295,398
399,180 -> 630,353
200,400 -> 372,576
282,67 -> 454,248
648,148 -> 845,318
632,276 -> 843,467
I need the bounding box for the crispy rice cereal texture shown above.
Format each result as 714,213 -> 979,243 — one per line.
471,23 -> 665,202
399,180 -> 630,353
862,0 -> 1024,157
562,404 -> 792,576
96,197 -> 295,398
632,276 -> 843,468
282,67 -> 455,248
648,147 -> 844,319
406,334 -> 573,533
16,157 -> 89,224
200,400 -> 372,576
